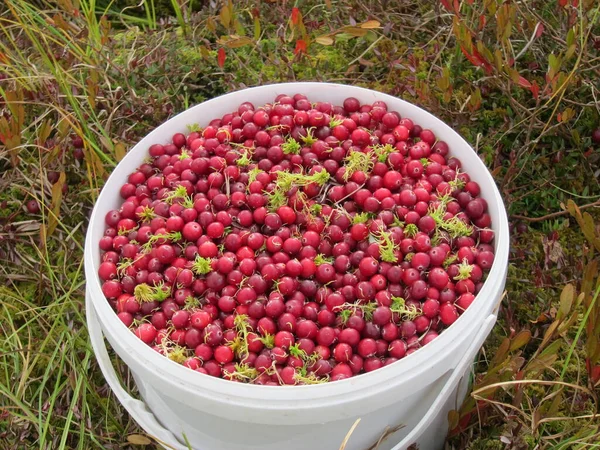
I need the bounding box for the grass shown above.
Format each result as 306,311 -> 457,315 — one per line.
1,0 -> 600,448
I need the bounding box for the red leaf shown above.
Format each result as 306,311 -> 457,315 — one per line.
294,39 -> 307,55
559,0 -> 568,7
587,359 -> 600,384
572,0 -> 579,6
530,81 -> 540,99
458,413 -> 471,430
461,46 -> 483,67
291,7 -> 300,26
461,46 -> 493,74
217,48 -> 226,68
453,0 -> 460,13
471,47 -> 494,75
535,23 -> 544,38
478,14 -> 487,30
517,76 -> 532,89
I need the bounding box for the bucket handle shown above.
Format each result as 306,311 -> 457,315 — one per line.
86,292 -> 188,450
390,313 -> 497,450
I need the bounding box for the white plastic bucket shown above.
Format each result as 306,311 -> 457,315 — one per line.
84,83 -> 509,450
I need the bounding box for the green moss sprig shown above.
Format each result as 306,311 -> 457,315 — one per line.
371,226 -> 399,263
133,282 -> 171,303
281,136 -> 302,155
267,169 -> 330,211
390,296 -> 421,320
454,258 -> 474,280
141,231 -> 182,253
342,150 -> 374,181
372,143 -> 395,162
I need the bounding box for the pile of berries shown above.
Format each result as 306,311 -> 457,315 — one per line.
98,94 -> 495,385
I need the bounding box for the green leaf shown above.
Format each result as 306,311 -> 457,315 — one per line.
359,20 -> 381,29
509,330 -> 531,352
540,320 -> 560,350
525,340 -> 561,376
565,44 -> 576,60
557,284 -> 574,321
490,337 -> 510,367
341,26 -> 368,37
253,17 -> 261,41
48,172 -> 66,236
447,409 -> 460,430
548,53 -> 561,73
36,119 -> 53,147
315,35 -> 334,45
217,35 -> 254,49
234,19 -> 246,36
114,142 -> 127,162
567,200 -> 600,251
566,28 -> 575,47
127,434 -> 152,445
219,4 -> 231,28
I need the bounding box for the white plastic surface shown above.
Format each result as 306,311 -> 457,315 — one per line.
86,292 -> 188,450
390,313 -> 497,450
88,287 -> 497,450
85,83 -> 510,450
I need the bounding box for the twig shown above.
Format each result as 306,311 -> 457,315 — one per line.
510,200 -> 600,223
338,418 -> 361,450
514,22 -> 542,61
347,35 -> 384,67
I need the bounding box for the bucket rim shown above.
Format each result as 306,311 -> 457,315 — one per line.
85,81 -> 510,401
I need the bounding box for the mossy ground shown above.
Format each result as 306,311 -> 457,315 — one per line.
1,0 -> 600,448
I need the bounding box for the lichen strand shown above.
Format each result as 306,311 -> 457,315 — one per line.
186,123 -> 202,133
343,150 -> 374,181
133,282 -> 171,303
404,223 -> 418,238
165,345 -> 189,364
299,127 -> 317,146
289,344 -> 327,385
372,227 -> 399,263
178,149 -> 191,160
314,254 -> 333,265
390,296 -> 421,320
259,333 -> 275,349
224,363 -> 259,382
192,256 -> 213,275
183,296 -> 201,310
329,117 -> 344,128
338,301 -> 377,322
352,212 -> 372,224
281,136 -> 301,155
454,259 -> 474,280
163,185 -> 189,204
267,169 -> 330,211
247,167 -> 261,186
428,203 -> 473,239
235,146 -> 254,167
116,258 -> 134,276
372,143 -> 395,162
227,314 -> 252,361
141,230 -> 182,253
448,172 -> 466,190
136,205 -> 156,222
